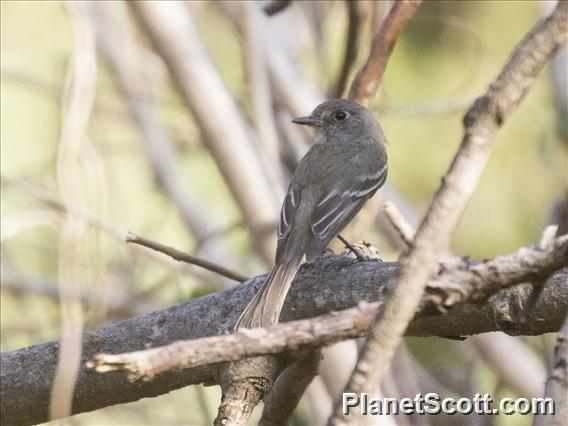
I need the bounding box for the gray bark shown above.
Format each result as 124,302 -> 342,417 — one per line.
1,254 -> 566,425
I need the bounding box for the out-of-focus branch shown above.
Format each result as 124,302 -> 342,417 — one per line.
535,314 -> 568,426
263,0 -> 292,17
330,1 -> 363,98
126,232 -> 249,283
0,265 -> 140,319
91,2 -> 239,288
259,349 -> 321,425
51,2 -> 99,421
88,233 -> 567,379
348,0 -> 422,107
333,3 -> 568,423
128,1 -> 279,265
383,201 -> 415,245
241,1 -> 285,194
472,333 -> 545,399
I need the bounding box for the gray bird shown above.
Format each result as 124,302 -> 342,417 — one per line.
235,99 -> 388,329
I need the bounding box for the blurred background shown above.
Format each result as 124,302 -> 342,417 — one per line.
1,1 -> 566,425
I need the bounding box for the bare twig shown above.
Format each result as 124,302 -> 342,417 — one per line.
348,0 -> 422,107
126,232 -> 249,283
330,1 -> 363,98
263,0 -> 292,17
259,349 -> 322,425
332,3 -> 568,423
383,201 -> 415,246
87,233 -> 567,380
534,314 -> 568,426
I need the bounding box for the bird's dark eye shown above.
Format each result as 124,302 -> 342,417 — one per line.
334,111 -> 348,121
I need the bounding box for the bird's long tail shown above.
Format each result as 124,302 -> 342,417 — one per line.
234,255 -> 302,330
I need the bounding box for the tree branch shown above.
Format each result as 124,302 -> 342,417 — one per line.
330,1 -> 363,98
85,233 -> 567,380
348,0 -> 422,107
259,349 -> 322,426
2,237 -> 566,425
263,0 -> 292,17
129,1 -> 280,265
126,232 -> 249,283
332,3 -> 568,423
534,314 -> 568,426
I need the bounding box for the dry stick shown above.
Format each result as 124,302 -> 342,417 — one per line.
534,314 -> 568,426
331,0 -> 363,98
383,201 -> 415,245
348,0 -> 422,107
88,232 -> 568,380
126,232 -> 249,283
331,3 -> 568,424
259,349 -> 322,426
263,0 -> 293,17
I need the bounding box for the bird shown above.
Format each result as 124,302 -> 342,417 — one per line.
235,99 -> 388,330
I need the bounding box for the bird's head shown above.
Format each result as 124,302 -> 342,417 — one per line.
292,99 -> 379,143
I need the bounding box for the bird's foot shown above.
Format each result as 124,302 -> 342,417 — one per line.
337,235 -> 382,262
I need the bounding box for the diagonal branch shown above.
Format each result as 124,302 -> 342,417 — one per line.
348,0 -> 422,107
332,2 -> 568,424
126,232 -> 249,283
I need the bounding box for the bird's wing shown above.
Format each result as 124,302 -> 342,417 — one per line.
278,183 -> 301,241
310,162 -> 387,241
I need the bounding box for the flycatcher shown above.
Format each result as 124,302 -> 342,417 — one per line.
235,99 -> 388,329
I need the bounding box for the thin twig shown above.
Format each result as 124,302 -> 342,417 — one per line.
383,201 -> 415,246
332,3 -> 568,424
330,1 -> 363,98
534,313 -> 568,425
348,0 -> 422,107
263,0 -> 292,17
126,232 -> 249,283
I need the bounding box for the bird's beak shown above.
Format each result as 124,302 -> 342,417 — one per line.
292,115 -> 323,127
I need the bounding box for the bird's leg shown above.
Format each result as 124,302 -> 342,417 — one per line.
337,234 -> 368,261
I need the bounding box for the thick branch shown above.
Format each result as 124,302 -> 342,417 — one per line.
333,4 -> 568,423
2,235 -> 566,425
87,234 -> 567,379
